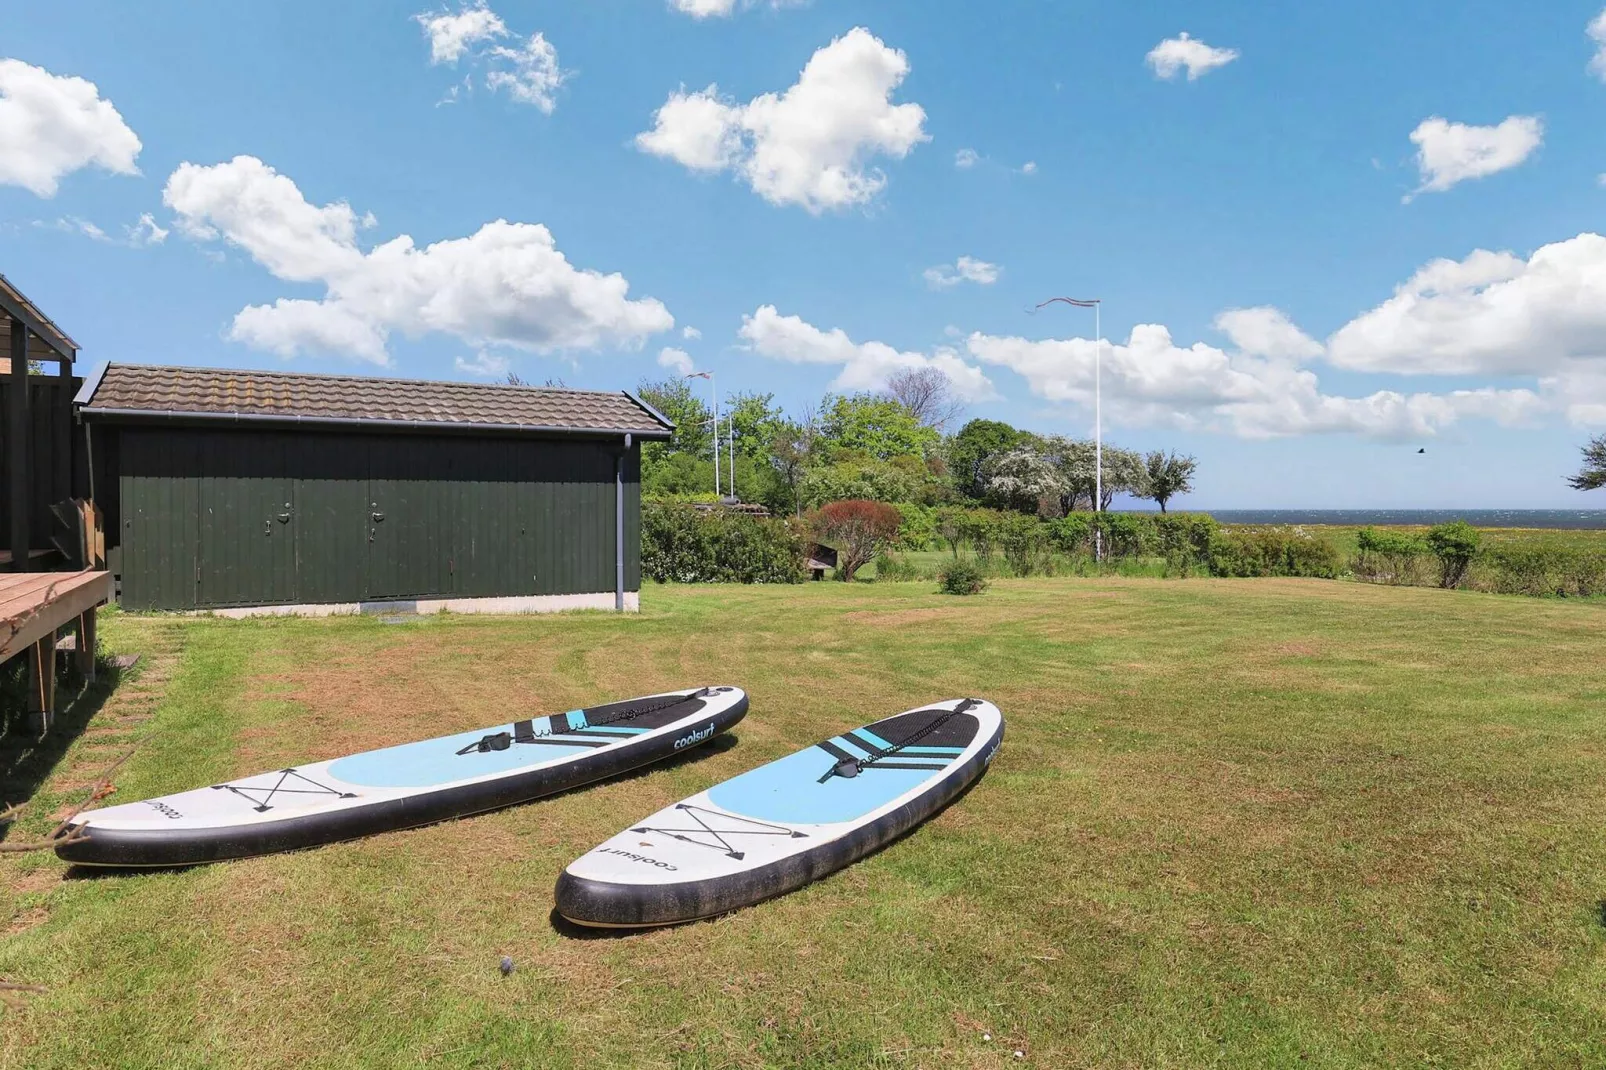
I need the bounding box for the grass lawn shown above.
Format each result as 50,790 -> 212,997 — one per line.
3,578 -> 1606,1068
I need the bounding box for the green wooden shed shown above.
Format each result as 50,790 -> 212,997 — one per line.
74,363 -> 673,614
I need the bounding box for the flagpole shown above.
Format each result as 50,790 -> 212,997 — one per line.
1095,301 -> 1102,564
686,370 -> 719,498
1032,296 -> 1104,560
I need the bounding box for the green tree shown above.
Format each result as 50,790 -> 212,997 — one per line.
799,453 -> 940,509
983,446 -> 1067,515
637,376 -> 713,482
947,419 -> 1023,500
1142,450 -> 1198,513
1569,433 -> 1606,491
818,393 -> 939,461
725,391 -> 786,462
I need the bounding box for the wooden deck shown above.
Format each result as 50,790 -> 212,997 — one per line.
1,570 -> 112,730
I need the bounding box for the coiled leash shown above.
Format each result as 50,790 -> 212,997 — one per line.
456,688 -> 713,756
818,698 -> 981,783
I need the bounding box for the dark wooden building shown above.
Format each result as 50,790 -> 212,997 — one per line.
1,273 -> 85,569
75,364 -> 673,614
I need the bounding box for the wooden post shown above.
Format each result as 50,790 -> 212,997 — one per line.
75,608 -> 96,682
56,353 -> 73,507
7,316 -> 29,572
26,634 -> 55,734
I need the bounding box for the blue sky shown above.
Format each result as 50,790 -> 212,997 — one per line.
5,1 -> 1606,508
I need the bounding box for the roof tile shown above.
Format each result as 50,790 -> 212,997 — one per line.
80,364 -> 672,437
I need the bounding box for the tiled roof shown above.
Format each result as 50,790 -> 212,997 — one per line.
0,271 -> 79,362
78,363 -> 673,437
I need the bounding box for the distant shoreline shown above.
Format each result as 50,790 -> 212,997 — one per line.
1193,509 -> 1606,530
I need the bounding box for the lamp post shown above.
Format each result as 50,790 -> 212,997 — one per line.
1034,297 -> 1104,560
685,370 -> 719,499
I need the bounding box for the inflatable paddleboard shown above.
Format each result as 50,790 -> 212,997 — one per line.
555,697 -> 1002,927
58,686 -> 748,867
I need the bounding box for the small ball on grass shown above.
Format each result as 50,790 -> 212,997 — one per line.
499,955 -> 515,976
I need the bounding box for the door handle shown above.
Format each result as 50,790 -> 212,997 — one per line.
277,512 -> 292,524
371,511 -> 385,522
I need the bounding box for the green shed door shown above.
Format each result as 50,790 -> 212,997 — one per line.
118,429 -> 202,611
290,433 -> 369,605
198,431 -> 296,607
366,437 -> 456,601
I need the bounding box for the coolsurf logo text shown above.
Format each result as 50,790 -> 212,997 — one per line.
599,847 -> 678,871
674,723 -> 715,750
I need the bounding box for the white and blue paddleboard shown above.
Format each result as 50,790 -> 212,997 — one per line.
59,687 -> 748,867
555,698 -> 1002,927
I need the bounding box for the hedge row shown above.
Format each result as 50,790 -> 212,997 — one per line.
644,502 -> 1603,597
642,504 -> 807,584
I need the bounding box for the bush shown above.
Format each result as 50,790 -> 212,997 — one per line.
1354,526 -> 1431,585
891,503 -> 940,552
1425,520 -> 1481,589
642,504 -> 807,584
937,560 -> 989,595
1208,526 -> 1341,578
957,509 -> 1007,564
998,512 -> 1053,576
1476,545 -> 1606,597
810,499 -> 903,581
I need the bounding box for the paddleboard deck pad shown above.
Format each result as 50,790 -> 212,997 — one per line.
555,697 -> 1002,928
58,686 -> 748,867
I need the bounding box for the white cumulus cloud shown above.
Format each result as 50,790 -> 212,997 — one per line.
1146,33 -> 1239,81
164,155 -> 673,365
954,148 -> 978,169
636,27 -> 928,213
1325,231 -> 1606,426
739,305 -> 995,400
44,212 -> 169,248
682,325 -> 702,340
667,0 -> 807,17
1589,8 -> 1606,81
0,59 -> 141,197
127,212 -> 168,245
966,324 -> 1541,440
415,3 -> 567,112
455,351 -> 511,377
923,256 -> 1000,289
657,346 -> 696,375
416,2 -> 507,64
1406,115 -> 1542,200
1214,306 -> 1324,361
485,33 -> 565,113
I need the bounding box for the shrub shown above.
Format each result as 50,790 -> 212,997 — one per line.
891,503 -> 939,552
935,507 -> 966,557
957,509 -> 1007,564
998,512 -> 1053,576
1152,513 -> 1217,576
1425,520 -> 1481,588
1048,512 -> 1093,555
1208,526 -> 1340,578
1354,526 -> 1431,585
641,504 -> 807,584
937,560 -> 989,595
1476,545 -> 1606,597
810,499 -> 903,581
